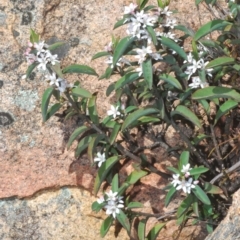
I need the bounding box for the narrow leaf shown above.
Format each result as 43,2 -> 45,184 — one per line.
177,195 -> 193,218
127,202 -> 144,209
214,100 -> 238,125
189,167 -> 209,175
159,73 -> 182,90
116,210 -> 131,234
109,122 -> 121,145
41,87 -> 54,122
67,125 -> 89,149
146,223 -> 166,240
165,186 -> 177,207
25,62 -> 38,79
115,72 -> 140,90
171,105 -> 202,128
179,151 -> 190,170
30,29 -> 39,43
146,26 -> 158,46
142,58 -> 153,89
48,41 -> 65,51
204,182 -> 223,194
192,185 -> 211,205
88,93 -> 99,124
75,135 -> 94,157
192,86 -> 240,102
100,216 -> 114,238
92,51 -> 110,60
122,108 -> 159,130
138,219 -> 146,240
46,103 -> 62,121
206,57 -> 235,69
194,20 -> 232,41
71,87 -> 92,98
112,173 -> 119,192
94,156 -> 119,195
113,17 -> 129,29
62,64 -> 98,76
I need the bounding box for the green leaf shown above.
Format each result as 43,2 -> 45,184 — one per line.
161,36 -> 187,60
92,201 -> 106,212
192,185 -> 211,205
51,62 -> 63,78
206,57 -> 235,69
109,122 -> 121,145
142,58 -> 153,89
62,64 -> 98,76
214,100 -> 238,125
111,173 -> 119,192
138,116 -> 160,123
122,108 -> 159,130
179,151 -> 190,170
106,83 -> 115,96
75,135 -> 94,157
171,105 -> 202,128
48,41 -> 65,51
45,103 -> 62,121
204,182 -> 223,194
138,219 -> 146,240
177,194 -> 193,218
174,25 -> 194,37
116,210 -> 131,234
25,62 -> 38,79
30,29 -> 39,43
125,106 -> 138,114
146,223 -> 166,240
159,73 -> 182,90
71,87 -> 92,98
94,156 -> 119,195
113,36 -> 135,68
92,51 -> 110,60
194,20 -> 232,41
67,125 -> 89,149
167,166 -> 180,175
41,87 -> 54,122
100,216 -> 114,238
146,26 -> 158,46
127,202 -> 144,209
115,72 -> 140,90
99,67 -> 113,80
165,186 -> 177,207
192,86 -> 240,102
113,17 -> 129,29
189,166 -> 209,176
88,93 -> 99,124
87,134 -> 105,163
192,196 -> 200,217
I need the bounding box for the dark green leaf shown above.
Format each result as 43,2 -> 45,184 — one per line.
174,25 -> 194,37
41,87 -> 54,122
30,29 -> 39,43
88,93 -> 99,124
25,62 -> 38,79
192,86 -> 240,102
113,17 -> 129,29
167,166 -> 180,175
189,166 -> 209,176
112,174 -> 119,192
192,185 -> 211,205
194,20 -> 232,41
92,201 -> 106,212
159,73 -> 182,90
75,135 -> 94,157
161,36 -> 187,60
67,125 -> 89,149
165,186 -> 177,207
109,122 -> 121,145
94,156 -> 119,195
204,182 -> 223,194
113,36 -> 135,68
62,64 -> 98,76
92,51 -> 110,60
127,202 -> 143,209
179,151 -> 190,171
146,26 -> 158,46
48,42 -> 65,51
115,72 -> 140,90
214,100 -> 238,125
106,83 -> 115,96
46,103 -> 62,121
142,58 -> 153,89
51,62 -> 63,78
116,210 -> 131,234
177,194 -> 193,218
87,134 -> 105,163
138,219 -> 146,240
71,87 -> 92,98
171,105 -> 202,128
146,223 -> 166,240
122,108 -> 159,130
100,216 -> 114,237
206,57 -> 235,69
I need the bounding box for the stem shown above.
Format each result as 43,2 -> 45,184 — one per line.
129,209 -> 177,220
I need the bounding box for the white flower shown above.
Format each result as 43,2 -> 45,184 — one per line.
104,42 -> 113,52
188,76 -> 208,89
151,52 -> 162,61
164,18 -> 177,29
136,64 -> 143,76
105,201 -> 124,218
105,56 -> 130,69
124,3 -> 138,15
97,196 -> 105,204
105,190 -> 118,202
184,52 -> 194,64
135,46 -> 152,64
94,152 -> 106,167
37,53 -> 49,71
56,78 -> 68,93
160,6 -> 172,16
176,179 -> 190,193
185,178 -> 198,194
181,163 -> 192,177
107,105 -> 121,119
34,41 -> 49,56
171,174 -> 181,187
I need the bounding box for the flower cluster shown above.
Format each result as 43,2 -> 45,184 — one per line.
171,164 -> 199,194
24,40 -> 72,93
97,190 -> 124,218
184,52 -> 213,89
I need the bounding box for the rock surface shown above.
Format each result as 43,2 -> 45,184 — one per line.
0,0 -> 229,239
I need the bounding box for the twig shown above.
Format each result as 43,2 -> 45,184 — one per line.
129,209 -> 177,220
210,160 -> 240,184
